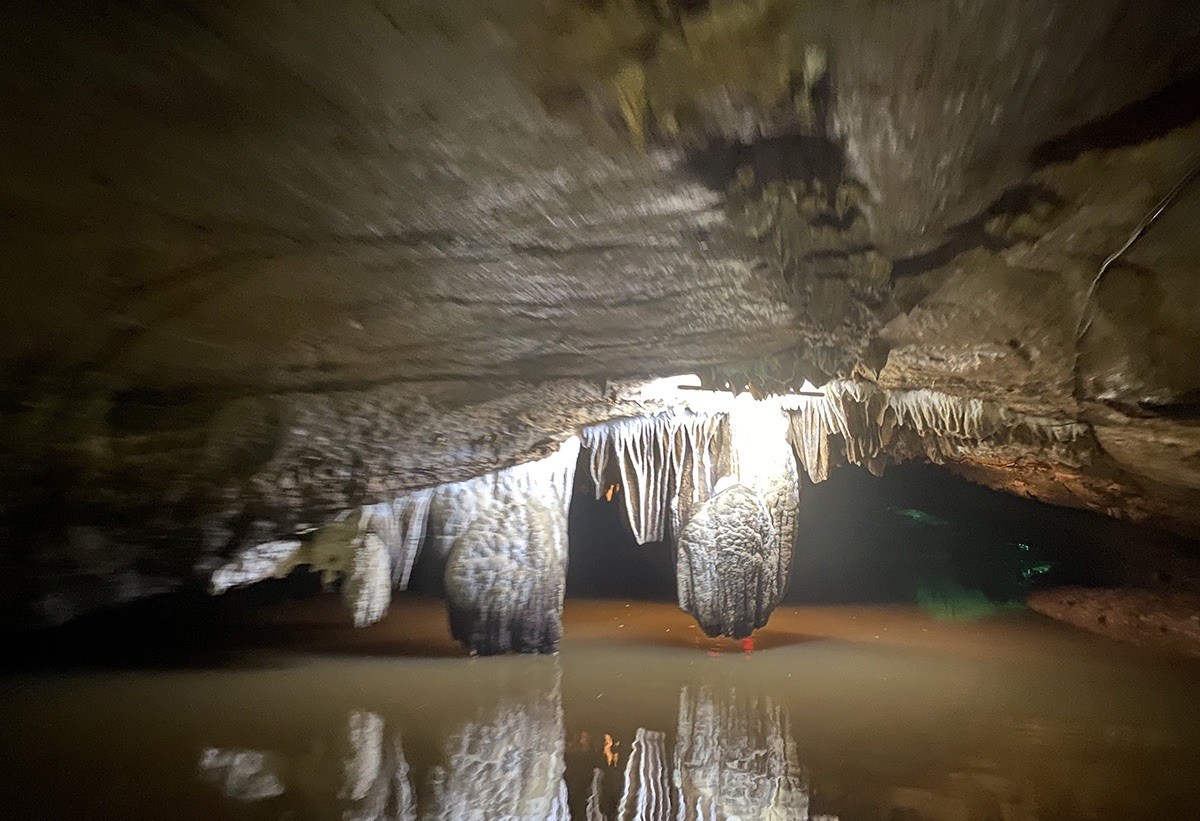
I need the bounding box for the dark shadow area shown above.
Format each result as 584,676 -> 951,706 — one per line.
566,488 -> 677,600
0,573 -> 323,673
1031,67 -> 1200,168
787,462 -> 1200,610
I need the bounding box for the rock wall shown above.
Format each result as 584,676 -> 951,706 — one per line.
2,0 -> 1200,623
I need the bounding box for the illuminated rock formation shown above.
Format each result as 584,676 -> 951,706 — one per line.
677,483 -> 779,639
584,397 -> 799,639
431,438 -> 579,655
210,439 -> 578,653
582,412 -> 729,546
787,380 -> 1090,483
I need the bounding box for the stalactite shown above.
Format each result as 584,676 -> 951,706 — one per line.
581,413 -> 727,545
584,401 -> 798,640
209,439 -> 579,653
618,728 -> 672,821
431,438 -> 579,655
676,484 -> 778,638
665,399 -> 798,639
207,488 -> 435,628
787,380 -> 1089,483
726,398 -> 800,618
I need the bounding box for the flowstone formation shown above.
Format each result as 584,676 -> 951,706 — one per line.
431,438 -> 579,655
583,397 -> 799,639
211,439 -> 579,655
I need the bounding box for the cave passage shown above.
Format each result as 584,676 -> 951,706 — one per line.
565,459 -> 1196,616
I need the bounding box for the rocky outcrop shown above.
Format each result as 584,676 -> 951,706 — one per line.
1029,588 -> 1200,658
2,0 -> 1200,625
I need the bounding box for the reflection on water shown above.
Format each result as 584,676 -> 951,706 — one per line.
2,598 -> 1200,819
196,672 -> 811,821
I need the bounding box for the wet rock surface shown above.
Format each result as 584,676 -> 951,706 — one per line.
0,0 -> 1199,627
1029,588 -> 1200,658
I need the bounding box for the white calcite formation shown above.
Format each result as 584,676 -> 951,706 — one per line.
432,438 -> 579,655
582,412 -> 728,545
209,439 -> 578,654
788,380 -> 1089,482
677,484 -> 779,639
583,398 -> 799,639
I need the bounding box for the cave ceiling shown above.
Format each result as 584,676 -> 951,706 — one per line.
2,0 -> 1200,623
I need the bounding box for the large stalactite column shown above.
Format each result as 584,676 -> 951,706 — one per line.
676,396 -> 799,638
209,437 -> 580,656
582,394 -> 800,641
428,438 -> 580,656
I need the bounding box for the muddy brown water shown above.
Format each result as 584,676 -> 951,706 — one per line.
1,595 -> 1198,819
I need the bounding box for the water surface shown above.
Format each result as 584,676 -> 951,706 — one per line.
2,595 -> 1198,819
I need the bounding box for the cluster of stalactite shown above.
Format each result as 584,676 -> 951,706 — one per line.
786,380 -> 1089,482
210,438 -> 579,655
205,379 -> 1084,655
582,400 -> 800,639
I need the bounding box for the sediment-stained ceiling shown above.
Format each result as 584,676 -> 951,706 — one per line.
2,0 -> 1199,631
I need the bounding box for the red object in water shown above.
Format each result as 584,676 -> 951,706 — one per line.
741,637 -> 754,653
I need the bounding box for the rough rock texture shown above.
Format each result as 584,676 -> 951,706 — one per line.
2,0 -> 1200,622
582,412 -> 729,546
676,484 -> 777,639
435,438 -> 579,655
211,437 -> 579,653
1029,588 -> 1200,659
583,397 -> 798,638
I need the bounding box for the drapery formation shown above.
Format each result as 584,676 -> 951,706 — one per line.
210,439 -> 579,655
582,401 -> 800,639
787,380 -> 1088,482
